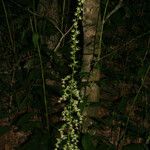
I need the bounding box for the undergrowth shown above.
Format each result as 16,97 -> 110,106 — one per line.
0,0 -> 149,150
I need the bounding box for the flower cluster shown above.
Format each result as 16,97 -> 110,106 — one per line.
55,76 -> 83,150
55,0 -> 84,150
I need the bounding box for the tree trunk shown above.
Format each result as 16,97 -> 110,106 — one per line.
82,0 -> 101,102
82,0 -> 103,133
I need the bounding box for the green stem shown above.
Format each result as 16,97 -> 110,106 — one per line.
30,16 -> 49,132
61,0 -> 66,31
119,64 -> 150,145
1,0 -> 14,51
37,44 -> 50,132
97,0 -> 109,61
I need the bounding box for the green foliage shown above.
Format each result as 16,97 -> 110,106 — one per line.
117,97 -> 128,113
82,134 -> 96,150
12,112 -> 41,131
32,33 -> 39,48
18,129 -> 50,150
97,144 -> 116,150
122,144 -> 148,150
81,133 -> 116,150
38,18 -> 58,36
0,0 -> 149,149
0,126 -> 10,136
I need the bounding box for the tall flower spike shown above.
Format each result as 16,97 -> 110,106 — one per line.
55,0 -> 84,150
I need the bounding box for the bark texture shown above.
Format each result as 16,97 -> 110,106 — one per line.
82,0 -> 106,134
82,0 -> 101,102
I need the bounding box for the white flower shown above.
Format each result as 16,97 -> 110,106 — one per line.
55,0 -> 84,149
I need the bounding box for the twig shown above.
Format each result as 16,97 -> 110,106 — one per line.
119,64 -> 150,146
10,3 -> 71,52
2,0 -> 14,50
27,8 -> 64,36
9,2 -> 63,36
27,8 -> 75,50
97,0 -> 110,60
103,0 -> 123,24
98,30 -> 150,61
54,25 -> 74,52
26,8 -> 73,52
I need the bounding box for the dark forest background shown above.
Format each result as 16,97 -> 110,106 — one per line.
0,0 -> 150,149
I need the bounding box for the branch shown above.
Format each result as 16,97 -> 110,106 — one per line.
103,0 -> 123,24
54,25 -> 74,52
10,1 -> 74,53
26,8 -> 73,52
96,30 -> 150,62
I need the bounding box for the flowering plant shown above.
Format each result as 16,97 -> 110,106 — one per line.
55,0 -> 84,150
